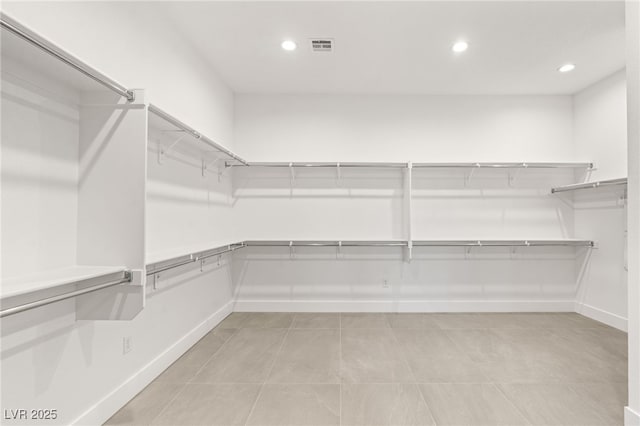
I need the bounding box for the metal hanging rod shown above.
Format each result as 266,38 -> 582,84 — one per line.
240,240 -> 594,248
146,243 -> 246,276
148,104 -> 249,166
412,240 -> 595,247
225,161 -> 407,169
0,271 -> 132,318
224,161 -> 594,170
244,240 -> 408,247
143,238 -> 594,275
412,162 -> 594,169
0,13 -> 135,101
551,177 -> 628,194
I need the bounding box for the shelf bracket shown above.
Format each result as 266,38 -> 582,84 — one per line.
336,240 -> 342,259
158,130 -> 188,165
202,154 -> 224,180
336,162 -> 341,186
508,163 -> 526,187
289,163 -> 295,186
289,240 -> 295,259
153,273 -> 161,290
465,241 -> 481,259
465,163 -> 480,186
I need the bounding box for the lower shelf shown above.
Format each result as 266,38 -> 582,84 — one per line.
1,266 -> 140,319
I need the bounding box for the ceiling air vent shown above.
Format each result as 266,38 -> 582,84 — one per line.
310,39 -> 333,53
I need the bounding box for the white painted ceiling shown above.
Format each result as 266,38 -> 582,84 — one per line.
161,1 -> 626,95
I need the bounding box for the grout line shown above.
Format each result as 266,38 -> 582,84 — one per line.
339,312 -> 342,426
111,380 -> 630,386
415,383 -> 438,426
389,325 -> 441,425
389,326 -> 438,425
388,325 -> 418,384
494,383 -> 534,426
244,319 -> 292,426
147,382 -> 188,424
187,327 -> 240,384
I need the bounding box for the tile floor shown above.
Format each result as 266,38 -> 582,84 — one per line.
105,312 -> 627,426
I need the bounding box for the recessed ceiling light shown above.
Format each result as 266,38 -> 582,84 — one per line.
452,41 -> 469,53
558,63 -> 576,73
281,40 -> 297,51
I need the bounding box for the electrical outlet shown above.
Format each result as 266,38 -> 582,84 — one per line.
123,336 -> 133,354
382,279 -> 390,288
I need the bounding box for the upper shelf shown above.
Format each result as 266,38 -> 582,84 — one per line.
148,104 -> 247,166
228,162 -> 406,168
1,12 -> 134,100
227,161 -> 594,170
244,239 -> 594,247
413,162 -> 593,169
551,177 -> 628,194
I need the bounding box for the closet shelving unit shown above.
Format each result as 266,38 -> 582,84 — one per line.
229,162 -> 596,261
145,104 -> 244,279
241,239 -> 594,247
147,238 -> 597,276
0,12 -> 600,316
244,240 -> 408,246
226,161 -> 406,169
0,13 -> 145,319
411,239 -> 594,247
149,103 -> 247,169
1,268 -> 132,318
227,162 -> 593,169
412,162 -> 594,169
146,243 -> 246,276
551,177 -> 628,193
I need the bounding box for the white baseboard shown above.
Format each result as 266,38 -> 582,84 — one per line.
626,407 -> 640,426
232,299 -> 575,313
72,300 -> 234,426
574,302 -> 628,331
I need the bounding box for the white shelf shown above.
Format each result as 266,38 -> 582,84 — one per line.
229,161 -> 593,170
244,240 -> 408,247
411,239 -> 594,247
1,266 -> 132,318
243,239 -> 594,247
551,177 -> 627,194
1,265 -> 126,299
146,239 -> 243,266
148,104 -> 246,165
1,12 -> 133,98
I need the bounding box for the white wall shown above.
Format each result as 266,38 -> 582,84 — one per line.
1,58 -> 80,278
0,1 -> 235,150
146,128 -> 237,260
232,94 -> 581,312
235,94 -> 574,161
574,70 -> 628,181
572,70 -> 628,330
625,0 -> 640,423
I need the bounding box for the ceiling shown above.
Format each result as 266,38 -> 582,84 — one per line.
161,1 -> 626,95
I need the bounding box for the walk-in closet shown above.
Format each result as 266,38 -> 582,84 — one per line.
1,1 -> 639,425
